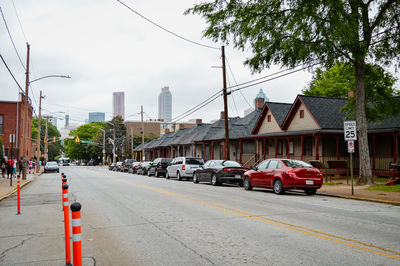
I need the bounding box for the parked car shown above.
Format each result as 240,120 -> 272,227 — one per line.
128,162 -> 141,174
193,160 -> 248,186
115,161 -> 124,171
148,158 -> 172,177
109,163 -> 117,171
166,157 -> 204,181
44,161 -> 59,173
243,159 -> 323,195
137,162 -> 152,175
122,159 -> 136,172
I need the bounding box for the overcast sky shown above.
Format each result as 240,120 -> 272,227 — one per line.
1,0 -> 398,128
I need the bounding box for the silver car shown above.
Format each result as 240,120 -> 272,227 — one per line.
44,161 -> 60,173
166,157 -> 204,181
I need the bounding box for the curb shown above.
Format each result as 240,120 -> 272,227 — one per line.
0,179 -> 32,202
318,193 -> 400,206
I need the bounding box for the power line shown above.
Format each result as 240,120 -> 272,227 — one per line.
11,0 -> 28,42
0,7 -> 25,70
114,0 -> 220,50
0,53 -> 24,93
225,68 -> 239,116
225,57 -> 253,108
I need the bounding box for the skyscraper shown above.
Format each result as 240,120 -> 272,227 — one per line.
113,92 -> 125,119
158,86 -> 172,122
88,112 -> 105,123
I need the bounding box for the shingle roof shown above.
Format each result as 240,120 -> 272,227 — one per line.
267,102 -> 292,126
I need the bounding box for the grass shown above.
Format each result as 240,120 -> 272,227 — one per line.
323,182 -> 343,186
373,177 -> 390,183
365,184 -> 400,192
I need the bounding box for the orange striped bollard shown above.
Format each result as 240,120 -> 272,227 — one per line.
71,202 -> 82,266
62,178 -> 67,210
17,175 -> 21,214
62,184 -> 72,266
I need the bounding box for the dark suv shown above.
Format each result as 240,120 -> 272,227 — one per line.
122,159 -> 136,172
148,158 -> 172,177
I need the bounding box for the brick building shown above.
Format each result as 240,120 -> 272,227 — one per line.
0,97 -> 33,160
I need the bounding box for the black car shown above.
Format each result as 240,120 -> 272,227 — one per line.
122,159 -> 136,172
193,160 -> 248,186
148,158 -> 172,177
137,162 -> 152,175
109,163 -> 117,171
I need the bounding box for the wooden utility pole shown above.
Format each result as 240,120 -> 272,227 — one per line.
36,91 -> 43,172
44,116 -> 49,164
221,46 -> 230,160
131,128 -> 133,159
21,43 -> 30,179
141,105 -> 145,161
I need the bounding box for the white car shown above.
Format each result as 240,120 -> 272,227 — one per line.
166,157 -> 204,181
44,161 -> 60,173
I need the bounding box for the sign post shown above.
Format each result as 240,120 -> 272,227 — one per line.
9,134 -> 15,187
344,121 -> 357,195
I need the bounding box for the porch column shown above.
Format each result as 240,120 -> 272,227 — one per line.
286,136 -> 289,156
373,135 -> 376,170
203,143 -> 205,159
275,137 -> 278,157
239,140 -> 243,164
254,139 -> 257,162
211,141 -> 214,160
194,144 -> 197,157
262,139 -> 266,160
394,134 -> 399,162
301,136 -> 304,161
315,135 -> 319,160
336,135 -> 340,160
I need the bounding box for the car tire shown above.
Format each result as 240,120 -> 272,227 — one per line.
193,172 -> 199,183
273,179 -> 285,195
166,172 -> 170,179
211,174 -> 219,186
244,177 -> 252,190
147,170 -> 151,176
305,188 -> 317,195
155,170 -> 159,177
177,171 -> 182,181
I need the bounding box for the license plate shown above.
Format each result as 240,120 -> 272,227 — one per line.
235,175 -> 241,178
306,180 -> 314,185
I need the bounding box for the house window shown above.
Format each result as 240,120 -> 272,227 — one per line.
288,139 -> 294,154
300,110 -> 304,119
267,115 -> 271,122
304,137 -> 313,156
0,115 -> 3,134
277,139 -> 283,155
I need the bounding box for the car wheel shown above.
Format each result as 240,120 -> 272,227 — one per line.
244,177 -> 252,190
166,172 -> 170,179
305,188 -> 317,195
147,170 -> 151,176
193,172 -> 199,183
211,174 -> 219,186
155,170 -> 159,177
273,179 -> 285,195
177,171 -> 182,181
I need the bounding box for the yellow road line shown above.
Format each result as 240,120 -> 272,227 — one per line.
110,176 -> 400,261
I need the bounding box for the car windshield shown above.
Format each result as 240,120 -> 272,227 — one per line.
186,158 -> 203,165
161,158 -> 172,163
221,161 -> 241,167
47,162 -> 57,166
282,160 -> 312,168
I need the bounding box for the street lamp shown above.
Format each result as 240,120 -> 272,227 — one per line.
91,125 -> 106,165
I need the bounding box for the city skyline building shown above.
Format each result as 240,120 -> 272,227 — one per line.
113,91 -> 125,119
88,112 -> 105,123
244,89 -> 270,116
158,86 -> 172,123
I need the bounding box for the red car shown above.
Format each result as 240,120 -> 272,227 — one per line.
243,159 -> 323,195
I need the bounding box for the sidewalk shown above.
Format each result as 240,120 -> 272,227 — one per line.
0,171 -> 39,201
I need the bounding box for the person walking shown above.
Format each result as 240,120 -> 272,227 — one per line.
6,158 -> 13,179
18,157 -> 23,175
1,159 -> 6,178
12,158 -> 17,178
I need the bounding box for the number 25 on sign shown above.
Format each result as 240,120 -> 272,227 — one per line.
344,121 -> 357,141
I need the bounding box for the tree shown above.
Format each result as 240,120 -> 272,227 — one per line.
186,0 -> 400,184
32,118 -> 62,161
103,116 -> 126,161
303,62 -> 400,122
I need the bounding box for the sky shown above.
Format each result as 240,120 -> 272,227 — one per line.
1,1 -> 397,128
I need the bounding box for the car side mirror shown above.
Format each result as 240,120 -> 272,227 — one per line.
252,166 -> 258,171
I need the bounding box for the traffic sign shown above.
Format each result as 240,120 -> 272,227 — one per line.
75,136 -> 80,143
344,121 -> 357,141
347,140 -> 355,153
9,134 -> 15,143
81,140 -> 92,144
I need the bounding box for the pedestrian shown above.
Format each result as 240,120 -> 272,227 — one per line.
6,158 -> 13,179
1,159 -> 6,178
12,157 -> 17,178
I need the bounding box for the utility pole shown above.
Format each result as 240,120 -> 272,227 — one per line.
221,45 -> 230,160
22,43 -> 30,179
112,128 -> 116,163
141,105 -> 145,161
44,116 -> 49,164
36,91 -> 43,172
131,128 -> 133,159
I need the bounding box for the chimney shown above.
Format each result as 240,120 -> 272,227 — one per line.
348,90 -> 354,98
195,119 -> 202,125
179,124 -> 185,130
220,111 -> 225,119
255,97 -> 265,110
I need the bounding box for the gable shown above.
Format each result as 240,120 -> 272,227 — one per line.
286,102 -> 320,131
258,109 -> 283,134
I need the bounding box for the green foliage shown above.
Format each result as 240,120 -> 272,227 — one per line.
303,62 -> 400,122
365,184 -> 400,192
31,118 -> 62,161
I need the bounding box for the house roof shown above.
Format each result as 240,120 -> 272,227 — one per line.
252,102 -> 292,134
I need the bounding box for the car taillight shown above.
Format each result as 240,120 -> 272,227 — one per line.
286,169 -> 295,175
182,164 -> 186,170
158,165 -> 162,169
222,168 -> 229,172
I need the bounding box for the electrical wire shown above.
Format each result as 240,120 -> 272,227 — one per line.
225,57 -> 253,108
0,53 -> 24,93
11,0 -> 28,42
172,93 -> 222,122
114,0 -> 220,50
0,7 -> 25,70
225,69 -> 239,116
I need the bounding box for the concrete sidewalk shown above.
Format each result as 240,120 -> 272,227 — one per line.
0,171 -> 39,201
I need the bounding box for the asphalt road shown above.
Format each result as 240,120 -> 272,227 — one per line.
1,166 -> 400,265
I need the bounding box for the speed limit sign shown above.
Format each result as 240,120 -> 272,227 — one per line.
344,121 -> 357,141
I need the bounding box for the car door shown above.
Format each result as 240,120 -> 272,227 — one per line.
198,161 -> 209,181
263,160 -> 279,188
251,160 -> 269,186
167,158 -> 176,177
205,161 -> 216,182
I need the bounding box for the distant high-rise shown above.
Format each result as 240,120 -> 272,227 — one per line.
89,112 -> 105,123
158,86 -> 172,122
113,92 -> 125,119
65,114 -> 70,128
